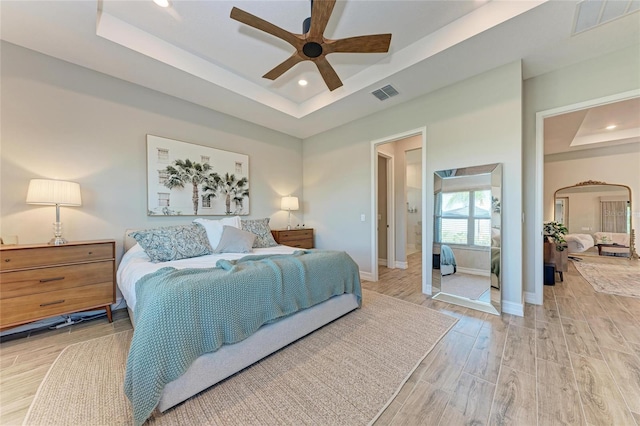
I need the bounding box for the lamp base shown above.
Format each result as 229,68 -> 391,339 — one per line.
49,222 -> 67,245
49,236 -> 68,245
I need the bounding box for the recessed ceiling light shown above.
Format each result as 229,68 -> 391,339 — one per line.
298,79 -> 308,86
153,0 -> 170,8
606,125 -> 617,130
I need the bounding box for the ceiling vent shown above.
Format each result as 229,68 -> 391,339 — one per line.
572,0 -> 640,35
371,85 -> 399,101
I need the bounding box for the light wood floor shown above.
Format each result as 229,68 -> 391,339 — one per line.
367,252 -> 640,425
1,253 -> 639,425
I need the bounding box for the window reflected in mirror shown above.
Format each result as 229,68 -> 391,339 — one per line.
432,163 -> 501,315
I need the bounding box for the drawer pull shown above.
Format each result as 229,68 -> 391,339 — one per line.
40,299 -> 65,307
4,259 -> 10,262
88,251 -> 93,255
39,277 -> 65,283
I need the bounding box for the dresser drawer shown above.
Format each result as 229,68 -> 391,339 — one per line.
0,243 -> 113,271
0,283 -> 114,328
1,261 -> 114,299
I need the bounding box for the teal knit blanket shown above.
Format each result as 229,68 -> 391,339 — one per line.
440,244 -> 457,266
124,250 -> 362,425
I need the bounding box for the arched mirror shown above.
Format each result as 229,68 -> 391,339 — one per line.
554,180 -> 637,259
432,163 -> 501,315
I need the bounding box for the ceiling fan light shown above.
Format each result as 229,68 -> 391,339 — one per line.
153,0 -> 170,8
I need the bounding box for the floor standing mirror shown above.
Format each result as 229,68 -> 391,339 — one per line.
432,163 -> 502,315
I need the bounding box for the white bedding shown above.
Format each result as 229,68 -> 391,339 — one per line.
564,233 -> 594,252
117,244 -> 299,312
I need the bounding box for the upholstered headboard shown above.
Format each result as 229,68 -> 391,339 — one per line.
124,229 -> 139,253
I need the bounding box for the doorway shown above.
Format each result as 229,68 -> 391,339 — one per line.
377,153 -> 393,267
534,89 -> 640,304
370,127 -> 427,292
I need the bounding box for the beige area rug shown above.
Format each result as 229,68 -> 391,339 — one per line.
572,258 -> 640,298
24,290 -> 457,426
441,272 -> 490,300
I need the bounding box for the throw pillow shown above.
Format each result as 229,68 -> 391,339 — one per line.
213,226 -> 256,254
129,224 -> 212,263
194,216 -> 242,248
241,218 -> 278,248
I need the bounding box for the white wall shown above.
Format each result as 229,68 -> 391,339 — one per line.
0,42 -> 303,260
303,61 -> 523,313
406,147 -> 422,250
523,44 -> 640,297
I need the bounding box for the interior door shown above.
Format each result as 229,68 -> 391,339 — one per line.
378,155 -> 388,264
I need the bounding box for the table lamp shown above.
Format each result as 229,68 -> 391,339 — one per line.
281,196 -> 299,230
26,179 -> 82,245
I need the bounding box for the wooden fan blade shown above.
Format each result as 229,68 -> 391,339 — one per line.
309,0 -> 336,39
325,34 -> 392,54
231,7 -> 301,48
263,54 -> 304,80
315,57 -> 342,91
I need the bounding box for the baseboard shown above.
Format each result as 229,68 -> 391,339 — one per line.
524,291 -> 538,305
456,267 -> 490,277
501,300 -> 524,317
395,261 -> 408,269
360,271 -> 374,282
378,259 -> 387,266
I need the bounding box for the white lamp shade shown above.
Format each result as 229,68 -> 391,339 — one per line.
26,179 -> 82,206
281,196 -> 299,211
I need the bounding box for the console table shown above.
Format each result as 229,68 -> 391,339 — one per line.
543,241 -> 568,282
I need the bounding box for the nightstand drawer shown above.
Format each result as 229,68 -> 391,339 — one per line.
0,243 -> 113,271
277,230 -> 313,242
1,261 -> 114,299
271,229 -> 314,249
0,283 -> 114,327
282,238 -> 313,249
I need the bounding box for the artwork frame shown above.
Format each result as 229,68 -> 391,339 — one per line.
146,135 -> 249,216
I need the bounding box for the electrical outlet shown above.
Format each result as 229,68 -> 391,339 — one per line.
360,214 -> 366,222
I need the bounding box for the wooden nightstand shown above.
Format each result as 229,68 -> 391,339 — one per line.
0,240 -> 116,330
271,229 -> 314,249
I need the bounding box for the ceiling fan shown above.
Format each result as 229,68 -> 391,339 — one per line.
230,0 -> 392,91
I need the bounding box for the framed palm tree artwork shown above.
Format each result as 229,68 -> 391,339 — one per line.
146,135 -> 250,216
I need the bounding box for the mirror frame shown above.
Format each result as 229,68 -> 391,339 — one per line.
554,180 -> 638,259
432,163 -> 502,315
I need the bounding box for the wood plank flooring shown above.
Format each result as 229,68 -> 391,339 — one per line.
365,252 -> 640,425
1,253 -> 639,425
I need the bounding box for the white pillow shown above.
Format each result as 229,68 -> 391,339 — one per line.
213,226 -> 256,254
193,216 -> 242,249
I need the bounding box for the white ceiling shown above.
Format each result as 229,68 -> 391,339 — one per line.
544,97 -> 640,155
1,0 -> 639,139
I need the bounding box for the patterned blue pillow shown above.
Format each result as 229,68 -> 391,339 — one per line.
241,218 -> 278,248
129,224 -> 212,263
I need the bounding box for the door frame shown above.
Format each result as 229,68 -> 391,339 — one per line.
370,127 -> 427,286
377,151 -> 395,268
533,89 -> 639,304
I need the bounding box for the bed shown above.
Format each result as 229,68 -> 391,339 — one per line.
439,244 -> 457,276
564,233 -> 595,253
117,221 -> 361,425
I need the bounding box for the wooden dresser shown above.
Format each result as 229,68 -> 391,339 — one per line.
0,240 -> 116,329
271,228 -> 314,249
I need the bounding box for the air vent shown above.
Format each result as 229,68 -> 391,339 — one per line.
371,85 -> 399,101
572,0 -> 640,35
